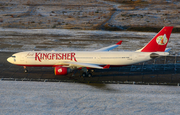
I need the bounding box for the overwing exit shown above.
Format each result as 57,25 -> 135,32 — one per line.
7,26 -> 173,77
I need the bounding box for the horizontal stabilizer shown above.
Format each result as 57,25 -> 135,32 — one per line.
165,48 -> 171,52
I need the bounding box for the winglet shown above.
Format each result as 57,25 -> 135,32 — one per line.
116,40 -> 122,45
103,65 -> 110,69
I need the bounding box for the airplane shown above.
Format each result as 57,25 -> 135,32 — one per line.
7,26 -> 173,77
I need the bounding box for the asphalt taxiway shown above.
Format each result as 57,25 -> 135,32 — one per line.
1,52 -> 180,84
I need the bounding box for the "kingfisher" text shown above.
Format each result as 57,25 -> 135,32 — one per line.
35,52 -> 77,62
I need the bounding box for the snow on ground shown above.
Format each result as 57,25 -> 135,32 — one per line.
0,81 -> 180,115
1,28 -> 180,52
0,27 -> 154,36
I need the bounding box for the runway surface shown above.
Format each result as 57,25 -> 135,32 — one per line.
1,52 -> 180,85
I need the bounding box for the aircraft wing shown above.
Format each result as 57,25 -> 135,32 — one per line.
94,40 -> 122,52
56,61 -> 110,69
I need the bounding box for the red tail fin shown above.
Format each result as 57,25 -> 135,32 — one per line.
139,26 -> 173,52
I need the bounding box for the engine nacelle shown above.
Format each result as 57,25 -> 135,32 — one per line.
54,66 -> 70,75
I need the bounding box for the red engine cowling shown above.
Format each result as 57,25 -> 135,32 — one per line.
54,67 -> 70,75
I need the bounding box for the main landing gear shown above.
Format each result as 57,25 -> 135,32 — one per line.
81,68 -> 94,78
23,66 -> 28,73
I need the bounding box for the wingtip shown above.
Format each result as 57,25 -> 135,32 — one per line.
116,40 -> 122,45
103,64 -> 110,69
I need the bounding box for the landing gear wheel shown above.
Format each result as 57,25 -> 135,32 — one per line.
24,69 -> 28,73
80,68 -> 94,78
82,72 -> 86,78
81,72 -> 92,78
87,73 -> 92,78
23,66 -> 28,73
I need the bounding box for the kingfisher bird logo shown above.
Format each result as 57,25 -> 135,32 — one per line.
58,69 -> 62,73
156,34 -> 168,45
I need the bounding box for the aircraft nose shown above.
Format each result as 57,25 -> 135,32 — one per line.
7,57 -> 13,63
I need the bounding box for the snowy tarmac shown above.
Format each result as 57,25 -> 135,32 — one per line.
0,81 -> 180,115
1,28 -> 180,53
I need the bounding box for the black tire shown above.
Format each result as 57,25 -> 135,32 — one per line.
82,72 -> 87,78
24,69 -> 28,73
87,73 -> 92,78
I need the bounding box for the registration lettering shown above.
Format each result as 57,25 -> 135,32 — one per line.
35,52 -> 77,62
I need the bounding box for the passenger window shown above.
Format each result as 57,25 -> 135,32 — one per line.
11,56 -> 16,58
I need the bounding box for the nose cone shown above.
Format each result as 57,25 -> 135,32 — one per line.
7,57 -> 13,63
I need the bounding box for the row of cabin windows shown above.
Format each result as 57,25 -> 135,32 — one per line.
101,57 -> 129,59
77,57 -> 130,59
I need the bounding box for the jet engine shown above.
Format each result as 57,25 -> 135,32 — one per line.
54,66 -> 71,75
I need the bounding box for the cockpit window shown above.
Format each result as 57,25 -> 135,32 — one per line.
11,56 -> 16,58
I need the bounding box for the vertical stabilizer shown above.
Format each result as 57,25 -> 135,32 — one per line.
138,26 -> 173,52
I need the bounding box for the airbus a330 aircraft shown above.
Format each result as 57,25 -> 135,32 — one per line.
7,26 -> 173,77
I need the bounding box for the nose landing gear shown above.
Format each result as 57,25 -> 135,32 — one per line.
23,66 -> 28,73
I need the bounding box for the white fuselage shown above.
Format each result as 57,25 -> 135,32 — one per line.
7,51 -> 168,67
